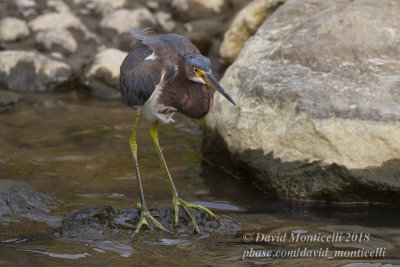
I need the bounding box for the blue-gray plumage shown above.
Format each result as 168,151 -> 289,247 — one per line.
119,27 -> 236,236
184,54 -> 211,70
120,44 -> 158,106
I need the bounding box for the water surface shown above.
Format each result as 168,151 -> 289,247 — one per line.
0,92 -> 399,266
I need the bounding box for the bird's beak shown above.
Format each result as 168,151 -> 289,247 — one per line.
201,71 -> 236,105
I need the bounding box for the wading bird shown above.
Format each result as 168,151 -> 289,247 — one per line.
120,27 -> 236,235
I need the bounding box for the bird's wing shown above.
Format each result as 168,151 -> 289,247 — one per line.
120,44 -> 170,107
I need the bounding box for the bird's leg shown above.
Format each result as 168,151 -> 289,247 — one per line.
129,111 -> 169,237
150,120 -> 218,233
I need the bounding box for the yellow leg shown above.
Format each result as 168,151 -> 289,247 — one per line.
129,111 -> 169,237
150,120 -> 218,233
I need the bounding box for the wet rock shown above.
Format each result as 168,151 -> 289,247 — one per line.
0,17 -> 30,42
0,50 -> 72,92
0,90 -> 22,113
73,0 -> 126,16
34,29 -> 78,55
100,8 -> 156,34
220,0 -> 285,64
29,12 -> 95,41
83,48 -> 127,99
205,0 -> 400,202
62,205 -> 223,239
0,179 -> 60,227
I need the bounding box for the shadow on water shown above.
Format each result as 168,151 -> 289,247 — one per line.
0,92 -> 399,266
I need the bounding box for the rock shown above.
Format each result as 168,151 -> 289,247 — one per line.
0,90 -> 22,113
0,17 -> 30,42
73,0 -> 126,16
16,0 -> 37,17
172,0 -> 225,13
155,11 -> 176,33
34,29 -> 78,55
146,1 -> 159,10
100,8 -> 156,34
220,0 -> 285,64
0,179 -> 60,227
83,48 -> 127,99
183,18 -> 225,51
47,0 -> 72,14
29,12 -> 99,55
62,205 -> 230,239
0,50 -> 72,92
29,12 -> 94,40
205,0 -> 400,202
171,0 -> 234,22
16,0 -> 36,9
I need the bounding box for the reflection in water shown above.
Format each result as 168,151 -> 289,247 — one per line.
21,249 -> 91,259
88,240 -> 135,258
192,201 -> 240,211
0,92 -> 399,266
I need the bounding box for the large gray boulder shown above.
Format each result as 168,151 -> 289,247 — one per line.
205,0 -> 400,202
0,50 -> 72,91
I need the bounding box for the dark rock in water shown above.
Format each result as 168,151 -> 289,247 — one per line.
62,205 -> 229,239
0,90 -> 22,113
0,179 -> 60,227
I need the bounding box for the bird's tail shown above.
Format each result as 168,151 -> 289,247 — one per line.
129,26 -> 151,41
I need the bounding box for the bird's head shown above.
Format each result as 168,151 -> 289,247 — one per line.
184,54 -> 236,105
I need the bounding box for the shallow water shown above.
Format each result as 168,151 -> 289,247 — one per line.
0,92 -> 399,266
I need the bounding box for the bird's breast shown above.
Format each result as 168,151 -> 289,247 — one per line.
157,78 -> 214,120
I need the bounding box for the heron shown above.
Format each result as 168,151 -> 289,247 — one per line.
120,27 -> 236,236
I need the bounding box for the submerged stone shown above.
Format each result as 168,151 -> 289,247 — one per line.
0,90 -> 22,113
62,205 -> 230,239
0,179 -> 60,227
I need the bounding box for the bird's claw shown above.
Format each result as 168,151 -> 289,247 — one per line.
132,203 -> 170,237
172,197 -> 219,233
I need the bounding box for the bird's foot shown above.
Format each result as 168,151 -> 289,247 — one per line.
172,196 -> 219,233
132,203 -> 170,237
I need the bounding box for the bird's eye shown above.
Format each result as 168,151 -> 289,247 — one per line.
194,68 -> 199,73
